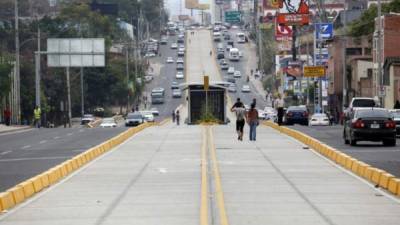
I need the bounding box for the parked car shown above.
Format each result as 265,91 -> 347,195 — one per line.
309,113 -> 330,126
125,112 -> 144,127
176,71 -> 184,79
171,81 -> 179,89
233,70 -> 241,78
227,66 -> 235,74
344,108 -> 396,146
81,114 -> 95,125
166,57 -> 174,63
285,106 -> 309,125
217,52 -> 224,59
176,57 -> 184,64
241,85 -> 250,93
390,110 -> 400,135
100,118 -> 117,128
221,62 -> 229,70
228,84 -> 237,93
172,89 -> 182,98
177,51 -> 185,57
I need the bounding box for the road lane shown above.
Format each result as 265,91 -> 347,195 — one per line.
291,124 -> 400,177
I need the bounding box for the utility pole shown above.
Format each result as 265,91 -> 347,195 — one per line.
14,0 -> 20,124
126,46 -> 130,113
377,0 -> 383,106
342,4 -> 347,109
35,27 -> 41,108
66,67 -> 72,128
80,67 -> 84,117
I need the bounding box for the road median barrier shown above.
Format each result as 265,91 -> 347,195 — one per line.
0,122 -> 154,213
263,121 -> 400,197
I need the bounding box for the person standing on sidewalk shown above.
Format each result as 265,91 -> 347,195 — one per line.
246,103 -> 259,141
172,111 -> 176,123
275,94 -> 284,126
33,106 -> 41,128
3,106 -> 11,126
176,110 -> 180,125
231,104 -> 246,141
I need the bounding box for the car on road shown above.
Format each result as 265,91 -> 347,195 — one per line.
258,109 -> 266,120
176,57 -> 184,64
241,85 -> 250,93
227,77 -> 236,84
221,62 -> 229,70
226,44 -> 233,52
217,52 -> 224,60
219,59 -> 227,65
284,106 -> 309,125
166,57 -> 174,63
176,63 -> 184,71
233,70 -> 241,78
125,112 -> 144,127
177,51 -> 185,57
345,97 -> 379,117
144,75 -> 153,83
343,108 -> 396,146
264,107 -> 277,121
100,118 -> 117,128
150,108 -> 159,116
224,34 -> 231,40
160,37 -> 168,45
227,66 -> 235,74
228,84 -> 237,93
176,71 -> 184,79
178,47 -> 185,52
145,52 -> 156,58
170,43 -> 178,49
309,113 -> 330,126
171,81 -> 180,89
81,114 -> 95,125
172,89 -> 182,98
390,110 -> 400,135
141,111 -> 155,122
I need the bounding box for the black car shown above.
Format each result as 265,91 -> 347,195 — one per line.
176,63 -> 184,71
344,108 -> 396,146
224,34 -> 231,40
217,52 -> 224,60
284,106 -> 308,125
390,110 -> 400,135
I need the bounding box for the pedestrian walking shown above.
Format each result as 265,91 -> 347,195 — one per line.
172,110 -> 176,123
252,98 -> 256,107
3,106 -> 11,126
231,98 -> 244,110
176,110 -> 180,125
246,103 -> 259,141
275,94 -> 284,126
33,105 -> 41,128
231,103 -> 246,141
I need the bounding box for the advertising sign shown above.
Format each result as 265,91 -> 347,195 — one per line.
277,40 -> 292,52
265,0 -> 283,9
275,24 -> 293,41
303,66 -> 326,77
315,23 -> 334,40
185,0 -> 198,9
276,13 -> 309,26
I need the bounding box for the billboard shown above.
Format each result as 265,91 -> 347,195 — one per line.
47,38 -> 105,67
185,0 -> 198,9
275,23 -> 292,41
276,0 -> 309,26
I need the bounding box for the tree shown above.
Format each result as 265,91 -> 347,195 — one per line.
349,0 -> 400,37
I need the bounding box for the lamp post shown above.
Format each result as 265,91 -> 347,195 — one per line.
14,0 -> 20,124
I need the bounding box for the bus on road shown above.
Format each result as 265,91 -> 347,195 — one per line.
151,87 -> 165,104
228,48 -> 240,61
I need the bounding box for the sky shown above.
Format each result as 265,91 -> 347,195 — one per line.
165,0 -> 210,17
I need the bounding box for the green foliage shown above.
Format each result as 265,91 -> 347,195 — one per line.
349,0 -> 400,37
197,102 -> 221,124
260,28 -> 276,75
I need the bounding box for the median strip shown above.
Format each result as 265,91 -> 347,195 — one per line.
263,121 -> 400,197
0,122 -> 155,213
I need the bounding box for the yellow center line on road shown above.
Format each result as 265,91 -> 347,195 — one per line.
200,126 -> 209,225
208,126 -> 230,225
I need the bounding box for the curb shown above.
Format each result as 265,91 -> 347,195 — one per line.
0,122 -> 155,213
263,121 -> 400,197
0,127 -> 32,135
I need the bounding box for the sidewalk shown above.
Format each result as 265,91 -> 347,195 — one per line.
1,123 -> 399,225
0,124 -> 31,135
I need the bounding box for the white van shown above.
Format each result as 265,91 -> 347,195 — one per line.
228,48 -> 240,61
236,32 -> 245,43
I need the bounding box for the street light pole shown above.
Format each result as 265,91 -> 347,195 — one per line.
377,0 -> 383,106
14,0 -> 20,124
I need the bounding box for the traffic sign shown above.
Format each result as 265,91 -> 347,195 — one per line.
315,23 -> 333,40
225,11 -> 241,23
303,66 -> 325,77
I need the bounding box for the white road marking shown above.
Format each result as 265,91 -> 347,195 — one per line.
39,140 -> 47,144
21,145 -> 31,150
0,156 -> 70,162
53,136 -> 60,139
158,168 -> 168,173
67,133 -> 73,136
0,151 -> 12,155
79,129 -> 84,132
